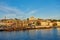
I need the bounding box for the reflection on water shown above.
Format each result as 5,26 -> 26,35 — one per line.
0,28 -> 60,40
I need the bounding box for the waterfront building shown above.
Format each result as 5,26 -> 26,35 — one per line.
56,22 -> 60,27
49,22 -> 53,27
40,21 -> 49,26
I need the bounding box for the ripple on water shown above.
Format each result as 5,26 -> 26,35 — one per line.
0,28 -> 60,40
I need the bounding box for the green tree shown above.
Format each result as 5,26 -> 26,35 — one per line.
36,21 -> 41,26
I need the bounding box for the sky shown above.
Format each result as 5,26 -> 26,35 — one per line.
0,0 -> 60,19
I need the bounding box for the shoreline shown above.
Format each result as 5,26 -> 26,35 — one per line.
0,26 -> 59,31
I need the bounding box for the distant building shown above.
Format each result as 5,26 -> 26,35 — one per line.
49,22 -> 53,27
41,21 -> 49,26
57,22 -> 60,26
29,16 -> 37,20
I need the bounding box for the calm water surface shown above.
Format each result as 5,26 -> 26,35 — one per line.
0,28 -> 60,40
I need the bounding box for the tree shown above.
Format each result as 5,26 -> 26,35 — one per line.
27,18 -> 29,20
36,21 -> 41,26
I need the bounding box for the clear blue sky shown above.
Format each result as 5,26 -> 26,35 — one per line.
0,0 -> 60,19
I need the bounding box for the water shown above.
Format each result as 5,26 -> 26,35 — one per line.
0,28 -> 60,40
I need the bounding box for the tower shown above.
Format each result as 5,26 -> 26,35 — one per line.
5,16 -> 6,20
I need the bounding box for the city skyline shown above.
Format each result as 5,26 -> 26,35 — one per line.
0,0 -> 60,19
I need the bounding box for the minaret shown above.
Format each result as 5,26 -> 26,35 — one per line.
5,16 -> 6,20
4,16 -> 8,27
